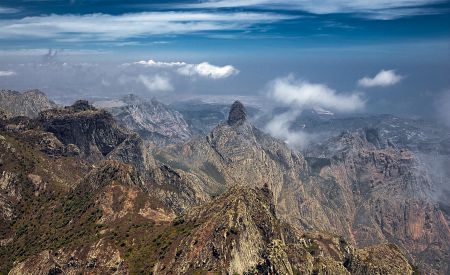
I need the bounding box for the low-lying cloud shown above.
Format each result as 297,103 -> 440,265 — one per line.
0,70 -> 16,77
358,69 -> 403,88
138,74 -> 174,92
265,110 -> 316,148
264,75 -> 364,149
132,59 -> 239,79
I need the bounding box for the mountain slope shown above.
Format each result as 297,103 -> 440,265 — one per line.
0,90 -> 57,118
7,183 -> 413,275
96,95 -> 192,147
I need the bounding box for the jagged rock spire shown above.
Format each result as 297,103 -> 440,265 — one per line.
227,100 -> 247,126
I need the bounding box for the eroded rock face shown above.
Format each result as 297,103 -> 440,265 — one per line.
305,129 -> 450,274
0,90 -> 57,118
37,101 -> 129,161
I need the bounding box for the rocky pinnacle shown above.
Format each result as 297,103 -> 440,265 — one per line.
227,101 -> 247,126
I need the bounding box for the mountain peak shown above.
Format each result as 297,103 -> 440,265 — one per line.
227,100 -> 247,126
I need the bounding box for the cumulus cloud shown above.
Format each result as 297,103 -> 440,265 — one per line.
185,0 -> 445,19
264,75 -> 364,149
269,75 -> 365,112
132,59 -> 239,79
0,12 -> 294,42
177,62 -> 239,79
0,70 -> 16,77
134,60 -> 187,68
137,74 -> 174,92
358,69 -> 403,88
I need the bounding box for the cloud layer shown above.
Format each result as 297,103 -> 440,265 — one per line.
0,6 -> 19,14
0,11 -> 293,42
358,69 -> 403,87
186,0 -> 446,19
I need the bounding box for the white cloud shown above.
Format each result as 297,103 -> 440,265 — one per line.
134,60 -> 187,68
132,59 -> 239,79
264,75 -> 364,149
138,74 -> 174,92
268,75 -> 365,112
177,62 -> 239,79
184,0 -> 445,19
358,69 -> 403,88
0,12 -> 294,41
0,70 -> 16,77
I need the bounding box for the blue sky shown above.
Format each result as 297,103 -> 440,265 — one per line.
0,0 -> 449,120
1,0 -> 449,50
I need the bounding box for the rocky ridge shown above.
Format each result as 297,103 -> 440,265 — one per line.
0,90 -> 57,118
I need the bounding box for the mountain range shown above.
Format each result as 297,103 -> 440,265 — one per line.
0,90 -> 449,274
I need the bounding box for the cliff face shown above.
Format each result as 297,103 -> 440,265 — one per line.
36,100 -> 130,162
97,95 -> 192,147
0,90 -> 57,118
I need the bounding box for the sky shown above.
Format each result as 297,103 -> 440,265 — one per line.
0,0 -> 449,120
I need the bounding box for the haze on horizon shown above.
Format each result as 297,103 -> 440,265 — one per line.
0,0 -> 449,123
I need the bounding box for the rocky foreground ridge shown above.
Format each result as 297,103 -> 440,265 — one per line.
0,97 -> 447,274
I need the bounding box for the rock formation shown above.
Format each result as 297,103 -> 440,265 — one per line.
227,100 -> 247,126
